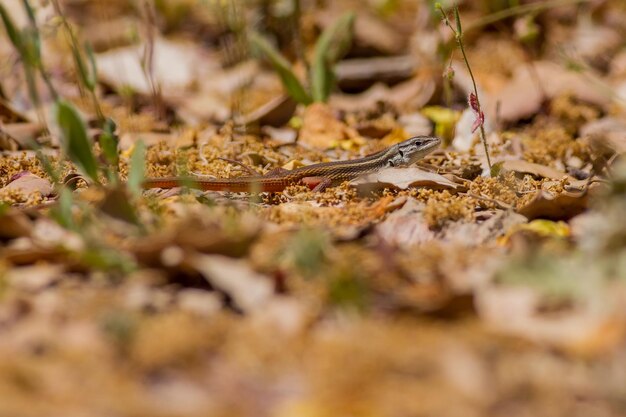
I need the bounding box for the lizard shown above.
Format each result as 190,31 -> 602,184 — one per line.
142,135 -> 441,193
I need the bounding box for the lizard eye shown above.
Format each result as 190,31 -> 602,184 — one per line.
398,149 -> 404,158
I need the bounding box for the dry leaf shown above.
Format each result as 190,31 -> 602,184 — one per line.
376,198 -> 436,246
330,75 -> 436,114
0,209 -> 34,239
336,55 -> 416,90
0,97 -> 30,123
120,132 -> 170,151
453,61 -> 611,123
567,21 -> 621,67
517,189 -> 588,220
96,38 -> 210,97
351,167 -> 460,193
499,160 -> 574,180
476,285 -> 626,356
298,102 -> 358,149
5,264 -> 64,291
2,173 -> 53,197
1,123 -> 43,149
186,254 -> 274,313
316,9 -> 406,55
131,211 -> 260,264
580,117 -> 626,156
443,210 -> 527,246
262,126 -> 298,145
397,112 -> 433,137
236,95 -> 296,127
177,288 -> 222,317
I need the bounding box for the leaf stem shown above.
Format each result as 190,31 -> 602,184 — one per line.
437,3 -> 492,172
455,34 -> 492,170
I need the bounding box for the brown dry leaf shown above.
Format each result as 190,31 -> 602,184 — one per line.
1,123 -> 43,149
517,189 -> 588,220
175,93 -> 230,124
119,131 -> 181,150
177,61 -> 263,124
1,173 -> 53,197
262,126 -> 298,145
330,74 -> 436,114
5,264 -> 64,292
398,112 -> 433,137
298,102 -> 359,149
0,130 -> 19,151
0,209 -> 34,239
131,212 -> 260,265
336,55 -> 416,90
316,9 -> 406,55
236,95 -> 296,127
185,254 -> 274,313
442,211 -> 527,246
0,97 -> 30,123
387,74 -> 437,112
0,217 -> 84,265
566,20 -> 622,67
454,61 -> 611,123
96,37 -> 211,97
81,15 -> 137,51
351,167 -> 459,194
476,286 -> 626,356
352,11 -> 406,54
580,117 -> 626,156
499,160 -> 574,180
176,288 -> 222,318
376,198 -> 436,247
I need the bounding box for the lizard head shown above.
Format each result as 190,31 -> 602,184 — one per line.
387,136 -> 441,167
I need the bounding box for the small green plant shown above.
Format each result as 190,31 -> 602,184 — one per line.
127,141 -> 147,198
140,0 -> 165,120
54,100 -> 101,184
249,12 -> 355,105
281,228 -> 330,277
436,3 -> 493,173
464,0 -> 589,34
327,266 -> 368,312
51,0 -> 105,123
0,0 -> 58,118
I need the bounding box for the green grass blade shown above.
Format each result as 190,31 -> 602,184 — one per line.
50,187 -> 76,230
127,140 -> 146,197
249,31 -> 312,105
98,118 -> 119,166
454,5 -> 462,36
53,100 -> 100,184
21,27 -> 41,68
0,4 -> 23,51
311,12 -> 355,102
21,0 -> 37,27
85,42 -> 98,90
72,42 -> 92,91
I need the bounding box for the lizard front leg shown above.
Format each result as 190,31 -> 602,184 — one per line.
302,176 -> 332,192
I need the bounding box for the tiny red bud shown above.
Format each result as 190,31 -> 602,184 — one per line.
468,92 -> 479,113
471,111 -> 484,133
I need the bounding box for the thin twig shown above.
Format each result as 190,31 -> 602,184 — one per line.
437,4 -> 492,172
216,157 -> 262,176
465,0 -> 590,33
462,192 -> 513,210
